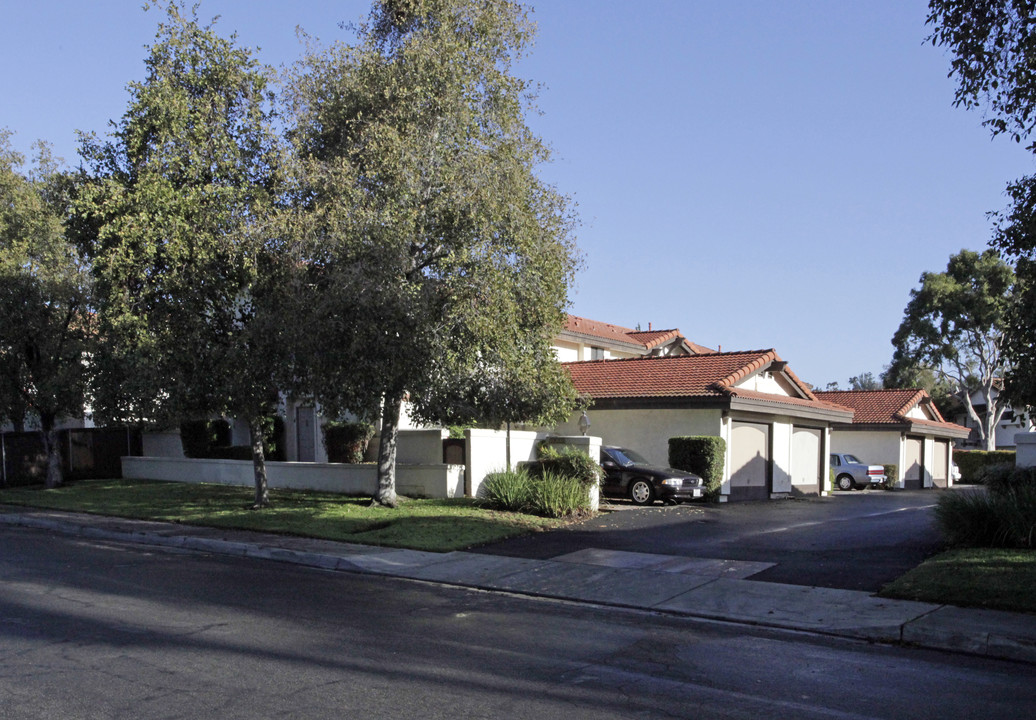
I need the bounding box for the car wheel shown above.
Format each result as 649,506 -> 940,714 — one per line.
836,474 -> 854,491
629,479 -> 655,506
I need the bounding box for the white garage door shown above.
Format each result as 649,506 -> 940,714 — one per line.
904,436 -> 924,490
730,421 -> 770,501
792,427 -> 823,496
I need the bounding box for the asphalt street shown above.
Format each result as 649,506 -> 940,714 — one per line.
476,490 -> 946,592
3,526 -> 1034,720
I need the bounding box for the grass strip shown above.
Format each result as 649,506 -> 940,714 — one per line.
0,478 -> 568,552
879,547 -> 1036,615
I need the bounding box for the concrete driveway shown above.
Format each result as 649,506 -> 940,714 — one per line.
475,489 -> 951,592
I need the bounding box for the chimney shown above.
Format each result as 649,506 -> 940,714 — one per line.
648,322 -> 652,331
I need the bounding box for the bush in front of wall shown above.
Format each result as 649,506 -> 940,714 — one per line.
535,442 -> 602,488
323,421 -> 376,464
881,464 -> 899,490
668,436 -> 726,501
953,450 -> 1016,483
179,419 -> 232,458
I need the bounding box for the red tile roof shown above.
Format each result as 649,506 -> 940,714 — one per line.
814,389 -> 970,435
565,350 -> 775,398
563,315 -> 715,354
564,350 -> 847,418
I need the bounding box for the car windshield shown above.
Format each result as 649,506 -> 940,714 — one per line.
844,454 -> 860,464
608,448 -> 651,467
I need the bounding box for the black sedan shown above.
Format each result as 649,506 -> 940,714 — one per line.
600,446 -> 705,506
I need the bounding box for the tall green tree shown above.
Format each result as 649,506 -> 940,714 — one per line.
927,0 -> 1036,409
889,249 -> 1014,449
0,133 -> 94,487
75,3 -> 294,507
287,0 -> 579,506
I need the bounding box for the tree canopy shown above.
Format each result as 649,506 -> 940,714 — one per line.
286,0 -> 579,506
927,0 -> 1036,409
889,248 -> 1014,449
75,2 -> 295,507
0,133 -> 94,487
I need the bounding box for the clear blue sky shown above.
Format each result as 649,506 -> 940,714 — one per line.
2,1 -> 1031,388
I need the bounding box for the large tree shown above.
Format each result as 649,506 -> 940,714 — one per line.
927,0 -> 1036,408
75,3 -> 294,507
0,134 -> 94,487
889,249 -> 1014,449
287,0 -> 579,506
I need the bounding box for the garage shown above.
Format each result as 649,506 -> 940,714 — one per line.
904,436 -> 924,490
791,426 -> 824,496
817,389 -> 971,491
730,421 -> 770,501
561,350 -> 854,501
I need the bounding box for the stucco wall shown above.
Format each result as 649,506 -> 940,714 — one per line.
1017,433 -> 1036,468
465,428 -> 542,497
552,408 -> 724,468
122,456 -> 464,498
142,431 -> 185,458
830,430 -> 901,470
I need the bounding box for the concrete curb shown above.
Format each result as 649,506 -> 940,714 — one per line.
3,509 -> 1034,665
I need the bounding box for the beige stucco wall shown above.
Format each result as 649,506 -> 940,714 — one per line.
830,430 -> 902,470
553,407 -> 724,469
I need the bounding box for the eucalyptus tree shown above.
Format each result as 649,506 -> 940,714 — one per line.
75,3 -> 296,507
287,0 -> 579,506
927,0 -> 1036,408
0,134 -> 94,487
889,249 -> 1014,449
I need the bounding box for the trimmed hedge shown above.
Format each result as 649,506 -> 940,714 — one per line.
669,436 -> 726,501
323,421 -> 375,464
954,450 -> 1016,483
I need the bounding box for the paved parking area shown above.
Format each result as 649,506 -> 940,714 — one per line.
475,489 -> 951,592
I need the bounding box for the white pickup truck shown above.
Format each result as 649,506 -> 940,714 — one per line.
830,453 -> 887,490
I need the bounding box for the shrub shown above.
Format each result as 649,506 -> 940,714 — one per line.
954,450 -> 1016,483
482,469 -> 532,512
207,445 -> 254,461
180,419 -> 232,458
323,421 -> 376,464
984,465 -> 1036,497
881,464 -> 899,491
527,470 -> 592,518
482,467 -> 591,518
936,487 -> 1036,549
180,416 -> 283,461
535,443 -> 601,488
669,436 -> 726,501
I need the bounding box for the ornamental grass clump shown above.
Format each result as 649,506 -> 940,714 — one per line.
527,470 -> 591,518
935,467 -> 1036,549
482,469 -> 532,513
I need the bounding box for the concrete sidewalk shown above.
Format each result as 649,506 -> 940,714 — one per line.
2,506 -> 1034,665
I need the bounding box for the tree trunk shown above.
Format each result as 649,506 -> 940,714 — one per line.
249,417 -> 270,509
373,391 -> 402,508
40,413 -> 63,489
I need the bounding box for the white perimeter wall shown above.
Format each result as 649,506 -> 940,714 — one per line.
122,456 -> 465,499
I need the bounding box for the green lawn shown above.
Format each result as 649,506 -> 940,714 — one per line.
0,478 -> 570,552
879,547 -> 1036,614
